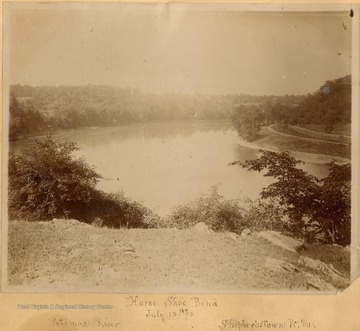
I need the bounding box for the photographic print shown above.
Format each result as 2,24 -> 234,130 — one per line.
2,3 -> 355,293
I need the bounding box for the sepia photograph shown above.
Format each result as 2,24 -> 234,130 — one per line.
2,3 -> 355,293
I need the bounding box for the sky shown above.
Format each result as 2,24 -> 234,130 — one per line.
4,3 -> 352,96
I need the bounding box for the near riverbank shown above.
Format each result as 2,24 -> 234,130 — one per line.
7,219 -> 350,292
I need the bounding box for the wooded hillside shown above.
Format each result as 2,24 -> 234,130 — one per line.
293,75 -> 351,129
9,75 -> 350,140
231,75 -> 351,141
9,84 -> 303,139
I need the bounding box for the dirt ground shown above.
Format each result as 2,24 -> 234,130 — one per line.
6,219 -> 350,293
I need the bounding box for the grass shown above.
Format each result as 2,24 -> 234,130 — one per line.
7,219 -> 350,292
304,124 -> 351,137
301,243 -> 350,277
273,125 -> 351,144
257,126 -> 351,159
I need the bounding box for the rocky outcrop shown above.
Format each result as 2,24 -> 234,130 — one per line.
265,257 -> 299,273
260,232 -> 349,291
241,228 -> 252,238
264,257 -> 338,291
193,222 -> 214,233
226,232 -> 240,241
302,272 -> 336,291
258,231 -> 305,253
298,256 -> 349,289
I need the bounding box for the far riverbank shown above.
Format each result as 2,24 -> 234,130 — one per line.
235,125 -> 351,164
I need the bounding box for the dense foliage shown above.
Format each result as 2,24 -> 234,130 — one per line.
293,75 -> 351,129
231,75 -> 351,141
9,136 -> 100,220
8,136 -> 157,228
310,162 -> 351,246
89,190 -> 161,229
274,75 -> 351,129
9,84 -> 304,139
231,151 -> 351,245
167,186 -> 245,233
10,76 -> 349,142
241,198 -> 290,233
231,105 -> 264,142
9,95 -> 44,140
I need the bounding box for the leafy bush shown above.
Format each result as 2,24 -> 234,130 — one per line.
8,136 -> 160,229
88,190 -> 161,229
9,136 -> 101,221
231,105 -> 264,142
242,198 -> 290,233
167,186 -> 245,233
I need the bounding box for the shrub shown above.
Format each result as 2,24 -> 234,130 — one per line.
242,198 -> 290,233
89,190 -> 160,229
231,105 -> 264,142
8,136 -> 161,229
8,136 -> 101,221
167,186 -> 245,233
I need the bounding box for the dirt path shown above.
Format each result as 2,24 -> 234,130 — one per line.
290,126 -> 351,142
235,126 -> 350,163
268,125 -> 349,146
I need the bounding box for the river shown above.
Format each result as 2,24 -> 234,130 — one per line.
9,120 -> 329,216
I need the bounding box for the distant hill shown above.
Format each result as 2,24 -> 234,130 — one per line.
8,84 -> 304,139
293,75 -> 351,129
8,76 -> 350,139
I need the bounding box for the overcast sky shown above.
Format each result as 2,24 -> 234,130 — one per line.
4,4 -> 352,96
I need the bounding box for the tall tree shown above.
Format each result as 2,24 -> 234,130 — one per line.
231,105 -> 264,142
231,151 -> 351,245
311,162 -> 351,245
9,95 -> 23,139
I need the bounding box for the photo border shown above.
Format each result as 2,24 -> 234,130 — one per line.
1,1 -> 360,330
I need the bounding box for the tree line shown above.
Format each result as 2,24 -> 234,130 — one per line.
9,76 -> 350,142
232,75 -> 351,141
9,84 -> 303,140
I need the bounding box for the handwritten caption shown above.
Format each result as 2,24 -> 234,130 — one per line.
15,298 -> 318,330
220,319 -> 316,330
15,296 -> 218,328
126,295 -> 218,323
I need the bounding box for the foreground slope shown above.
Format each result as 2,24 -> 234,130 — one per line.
7,219 -> 350,292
